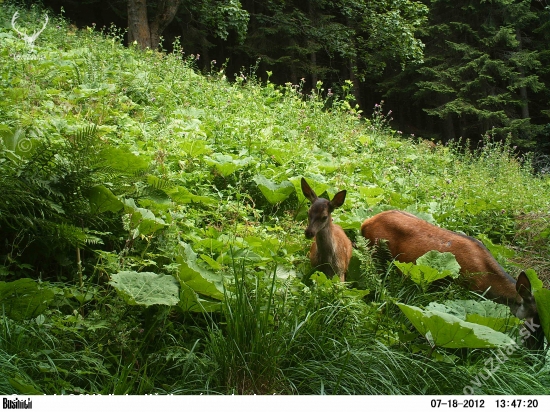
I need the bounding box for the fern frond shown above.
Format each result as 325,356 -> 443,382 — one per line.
373,238 -> 394,275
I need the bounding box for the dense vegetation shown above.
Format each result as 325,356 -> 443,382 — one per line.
37,0 -> 550,152
1,4 -> 550,395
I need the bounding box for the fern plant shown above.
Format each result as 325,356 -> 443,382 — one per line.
0,125 -> 136,280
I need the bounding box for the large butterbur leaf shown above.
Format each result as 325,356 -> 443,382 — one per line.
476,234 -> 515,261
164,185 -> 216,205
524,269 -> 550,344
205,153 -> 253,177
395,250 -> 460,291
398,303 -> 516,348
179,139 -> 212,157
266,144 -> 294,165
123,198 -> 166,236
179,283 -> 223,313
0,279 -> 55,320
534,288 -> 550,344
253,174 -> 294,204
87,185 -> 124,213
109,271 -> 180,307
358,185 -> 385,206
98,146 -> 149,174
416,251 -> 461,276
523,268 -> 544,292
176,242 -> 224,312
427,300 -> 520,333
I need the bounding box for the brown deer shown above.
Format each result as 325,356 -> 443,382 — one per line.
301,178 -> 353,282
361,210 -> 544,349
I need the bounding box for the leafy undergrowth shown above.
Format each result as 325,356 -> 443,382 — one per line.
1,4 -> 550,395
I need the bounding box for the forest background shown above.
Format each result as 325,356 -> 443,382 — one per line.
38,0 -> 550,156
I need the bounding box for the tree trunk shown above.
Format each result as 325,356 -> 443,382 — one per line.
311,52 -> 318,87
150,0 -> 182,50
289,38 -> 298,85
128,0 -> 181,50
290,62 -> 298,85
444,113 -> 456,140
516,28 -> 530,119
128,0 -> 151,49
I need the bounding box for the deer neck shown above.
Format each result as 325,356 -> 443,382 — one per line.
315,223 -> 337,260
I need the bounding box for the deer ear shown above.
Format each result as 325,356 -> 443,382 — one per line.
301,178 -> 318,203
330,190 -> 347,210
516,271 -> 533,299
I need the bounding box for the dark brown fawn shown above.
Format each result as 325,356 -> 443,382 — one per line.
361,210 -> 544,349
301,178 -> 353,282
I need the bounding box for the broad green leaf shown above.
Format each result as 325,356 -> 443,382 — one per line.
171,118 -> 203,133
314,150 -> 339,173
477,234 -> 515,261
404,210 -> 437,224
416,251 -> 461,279
317,159 -> 338,173
343,287 -> 370,300
358,186 -> 385,206
519,270 -> 549,343
0,126 -> 39,158
435,299 -> 512,318
195,237 -> 227,254
173,107 -> 205,120
394,262 -> 441,290
253,174 -> 294,204
123,198 -> 166,236
389,191 -> 413,208
338,206 -> 376,230
200,254 -> 223,270
465,313 -> 521,333
266,145 -> 294,165
165,186 -> 216,205
98,146 -> 149,173
109,271 -> 180,307
0,279 -> 55,320
176,243 -> 224,312
0,124 -> 12,138
8,377 -> 43,395
229,247 -> 264,263
244,236 -> 281,258
205,153 -> 253,176
534,288 -> 550,344
87,185 -> 124,213
179,283 -> 222,313
179,139 -> 212,157
273,266 -> 297,280
427,300 -> 520,333
398,303 -> 516,348
395,251 -> 460,291
523,269 -> 544,293
310,272 -> 340,286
